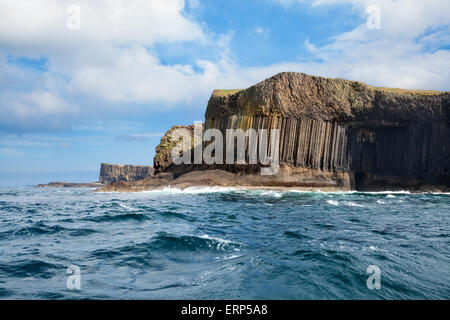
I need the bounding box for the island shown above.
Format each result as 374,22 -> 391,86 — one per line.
42,72 -> 450,193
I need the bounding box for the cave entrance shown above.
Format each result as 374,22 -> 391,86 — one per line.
354,172 -> 368,190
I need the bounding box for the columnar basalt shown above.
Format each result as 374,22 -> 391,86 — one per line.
203,72 -> 449,191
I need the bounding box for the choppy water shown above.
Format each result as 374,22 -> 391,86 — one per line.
0,186 -> 449,299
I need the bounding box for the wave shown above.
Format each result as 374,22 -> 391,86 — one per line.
156,210 -> 196,222
343,201 -> 364,207
118,203 -> 136,210
326,200 -> 339,206
0,259 -> 60,279
141,186 -> 240,194
1,222 -> 98,239
284,230 -> 311,240
97,185 -> 450,197
150,233 -> 242,253
89,233 -> 242,266
83,212 -> 149,223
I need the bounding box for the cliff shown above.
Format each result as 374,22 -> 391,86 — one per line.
100,72 -> 450,192
204,72 -> 450,191
99,163 -> 154,185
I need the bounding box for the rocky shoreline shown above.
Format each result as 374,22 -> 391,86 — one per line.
97,168 -> 450,193
36,182 -> 104,188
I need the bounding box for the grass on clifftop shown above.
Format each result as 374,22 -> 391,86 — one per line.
371,86 -> 448,96
213,89 -> 243,96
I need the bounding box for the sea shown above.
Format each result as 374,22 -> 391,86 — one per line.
0,186 -> 448,299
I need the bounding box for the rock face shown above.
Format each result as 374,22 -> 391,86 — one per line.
99,163 -> 154,185
100,72 -> 449,192
203,72 -> 450,191
154,125 -> 189,173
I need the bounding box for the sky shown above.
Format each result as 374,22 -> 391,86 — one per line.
0,0 -> 449,186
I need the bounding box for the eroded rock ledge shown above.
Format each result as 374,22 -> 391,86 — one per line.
99,72 -> 450,192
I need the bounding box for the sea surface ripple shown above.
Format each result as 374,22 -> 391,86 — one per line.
0,186 -> 449,299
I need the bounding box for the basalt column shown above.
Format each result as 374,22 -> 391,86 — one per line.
205,115 -> 350,172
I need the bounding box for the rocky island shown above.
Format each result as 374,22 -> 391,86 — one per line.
97,72 -> 449,192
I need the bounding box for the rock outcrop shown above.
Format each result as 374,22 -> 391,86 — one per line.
99,72 -> 450,192
204,72 -> 449,191
153,124 -> 203,177
99,163 -> 154,185
36,182 -> 104,188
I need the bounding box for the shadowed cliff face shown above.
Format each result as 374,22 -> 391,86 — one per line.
99,163 -> 154,185
203,72 -> 449,190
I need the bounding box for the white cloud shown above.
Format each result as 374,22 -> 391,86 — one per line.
0,0 -> 449,133
252,26 -> 270,38
269,0 -> 450,90
0,88 -> 79,131
0,0 -> 212,131
0,0 -> 205,52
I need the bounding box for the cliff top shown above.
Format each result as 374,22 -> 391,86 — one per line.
101,163 -> 153,167
206,72 -> 450,125
212,89 -> 244,97
211,72 -> 447,97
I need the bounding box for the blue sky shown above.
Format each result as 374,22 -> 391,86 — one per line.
0,0 -> 449,186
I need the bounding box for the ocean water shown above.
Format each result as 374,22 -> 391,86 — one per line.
0,186 -> 448,300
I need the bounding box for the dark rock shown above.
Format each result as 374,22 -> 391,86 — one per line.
203,72 -> 449,191
36,182 -> 104,188
99,163 -> 154,185
105,72 -> 449,192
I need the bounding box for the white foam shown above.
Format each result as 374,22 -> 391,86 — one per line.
363,245 -> 387,252
200,234 -> 241,251
343,201 -> 364,207
257,190 -> 283,198
365,190 -> 411,194
98,186 -> 450,196
118,203 -> 135,210
141,186 -> 239,195
327,200 -> 339,206
200,234 -> 233,244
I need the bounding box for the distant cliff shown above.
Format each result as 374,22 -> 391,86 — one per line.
36,182 -> 103,188
99,163 -> 154,185
100,72 -> 450,192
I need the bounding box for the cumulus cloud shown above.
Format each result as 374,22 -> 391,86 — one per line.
0,0 -> 211,131
0,87 -> 79,131
0,0 -> 449,133
269,0 -> 450,90
0,0 -> 205,51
